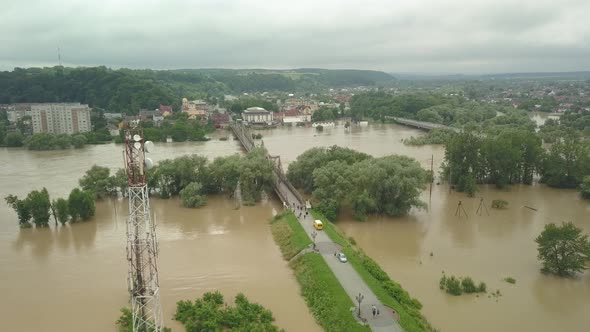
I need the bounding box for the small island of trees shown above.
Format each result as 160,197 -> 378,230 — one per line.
287,146 -> 429,220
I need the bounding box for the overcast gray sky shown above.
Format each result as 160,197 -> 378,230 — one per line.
1,0 -> 589,73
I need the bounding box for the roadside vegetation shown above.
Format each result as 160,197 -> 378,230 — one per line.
270,212 -> 312,260
310,209 -> 433,332
269,212 -> 369,331
291,253 -> 370,332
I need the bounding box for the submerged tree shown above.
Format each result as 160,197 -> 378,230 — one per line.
4,195 -> 32,227
52,198 -> 70,225
179,182 -> 207,208
68,188 -> 96,222
26,188 -> 52,227
79,165 -> 116,199
535,222 -> 590,277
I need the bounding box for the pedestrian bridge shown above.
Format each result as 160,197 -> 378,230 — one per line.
229,123 -> 305,207
386,116 -> 460,133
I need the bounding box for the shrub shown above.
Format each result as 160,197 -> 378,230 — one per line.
461,277 -> 477,293
477,282 -> 487,292
445,276 -> 463,296
440,274 -> 487,296
504,277 -> 516,284
492,199 -> 508,209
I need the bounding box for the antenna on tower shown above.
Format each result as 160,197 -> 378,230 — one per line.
123,128 -> 163,331
57,47 -> 62,66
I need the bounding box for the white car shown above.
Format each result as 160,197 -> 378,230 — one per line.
337,252 -> 347,263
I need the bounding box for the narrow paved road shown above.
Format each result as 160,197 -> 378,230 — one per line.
283,186 -> 403,332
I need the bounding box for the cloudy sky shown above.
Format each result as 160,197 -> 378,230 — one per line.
1,0 -> 589,73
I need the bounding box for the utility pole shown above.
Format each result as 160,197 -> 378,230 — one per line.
124,127 -> 163,332
57,47 -> 62,66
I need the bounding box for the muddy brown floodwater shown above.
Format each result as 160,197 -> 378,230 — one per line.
259,124 -> 590,332
0,134 -> 320,332
1,123 -> 589,332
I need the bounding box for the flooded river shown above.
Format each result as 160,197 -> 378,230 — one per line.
0,135 -> 319,332
1,123 -> 589,331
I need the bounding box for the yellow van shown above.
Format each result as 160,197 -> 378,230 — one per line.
313,219 -> 323,230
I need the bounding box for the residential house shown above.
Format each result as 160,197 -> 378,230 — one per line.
159,105 -> 173,117
210,113 -> 230,128
139,109 -> 157,121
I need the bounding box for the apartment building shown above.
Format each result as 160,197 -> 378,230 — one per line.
30,103 -> 92,134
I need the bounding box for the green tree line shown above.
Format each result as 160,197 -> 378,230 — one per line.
80,148 -> 275,207
443,129 -> 590,196
4,188 -> 95,228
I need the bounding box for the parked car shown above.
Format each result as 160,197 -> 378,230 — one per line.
337,252 -> 347,263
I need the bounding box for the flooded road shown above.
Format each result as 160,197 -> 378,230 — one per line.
1,123 -> 589,331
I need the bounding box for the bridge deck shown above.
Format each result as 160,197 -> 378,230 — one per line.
386,116 -> 460,132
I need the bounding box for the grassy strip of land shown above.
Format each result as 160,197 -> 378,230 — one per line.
311,209 -> 434,332
291,253 -> 370,332
270,211 -> 369,332
270,211 -> 312,260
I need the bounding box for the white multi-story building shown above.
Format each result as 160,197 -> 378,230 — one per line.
242,107 -> 273,124
30,103 -> 92,134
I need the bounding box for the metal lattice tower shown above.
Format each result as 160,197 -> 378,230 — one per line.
124,128 -> 163,332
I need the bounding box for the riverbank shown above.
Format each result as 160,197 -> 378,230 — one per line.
311,210 -> 434,332
270,212 -> 370,331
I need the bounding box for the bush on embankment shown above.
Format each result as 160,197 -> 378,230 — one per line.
311,209 -> 434,332
270,211 -> 312,260
290,253 -> 370,332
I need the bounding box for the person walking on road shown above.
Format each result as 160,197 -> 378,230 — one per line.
372,305 -> 377,318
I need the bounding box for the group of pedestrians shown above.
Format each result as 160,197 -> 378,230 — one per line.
292,202 -> 309,219
372,305 -> 380,318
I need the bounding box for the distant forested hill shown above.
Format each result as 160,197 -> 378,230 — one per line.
0,66 -> 395,114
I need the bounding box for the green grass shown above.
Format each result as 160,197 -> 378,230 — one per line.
270,212 -> 312,260
310,209 -> 434,332
290,253 -> 370,332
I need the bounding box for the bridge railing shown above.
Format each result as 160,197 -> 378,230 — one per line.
230,122 -> 305,206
